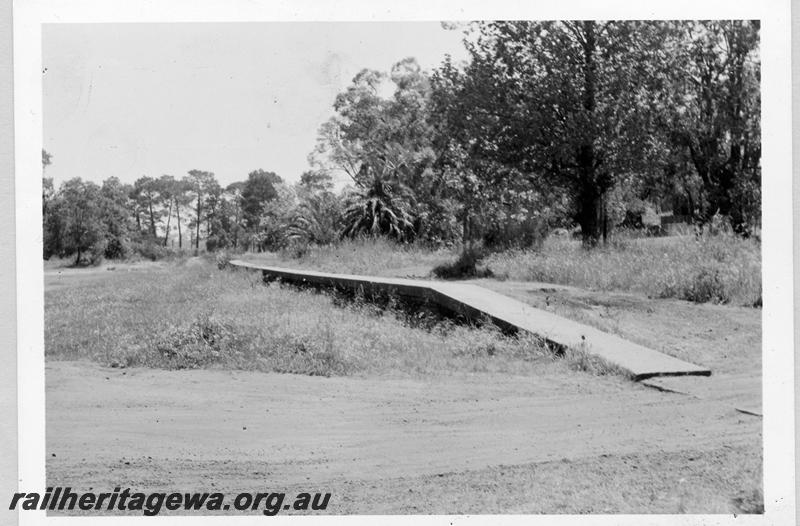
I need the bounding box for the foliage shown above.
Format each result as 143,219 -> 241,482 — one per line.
44,178 -> 107,264
288,191 -> 343,245
485,232 -> 761,306
299,169 -> 333,192
241,169 -> 282,229
665,21 -> 761,235
311,58 -> 438,242
42,21 -> 760,260
341,174 -> 416,242
432,246 -> 493,279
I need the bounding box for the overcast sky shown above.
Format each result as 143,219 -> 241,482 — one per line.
42,22 -> 468,187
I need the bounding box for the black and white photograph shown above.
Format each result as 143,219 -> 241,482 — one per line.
5,0 -> 796,522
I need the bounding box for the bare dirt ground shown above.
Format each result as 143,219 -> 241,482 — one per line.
45,263 -> 763,515
47,362 -> 761,515
476,279 -> 762,415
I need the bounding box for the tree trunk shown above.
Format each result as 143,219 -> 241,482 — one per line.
176,203 -> 182,249
576,179 -> 603,247
576,21 -> 601,247
148,197 -> 157,239
162,199 -> 173,246
195,193 -> 201,255
601,193 -> 608,244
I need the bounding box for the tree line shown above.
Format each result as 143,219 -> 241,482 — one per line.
43,20 -> 760,264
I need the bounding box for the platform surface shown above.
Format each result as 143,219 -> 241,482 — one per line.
230,260 -> 712,381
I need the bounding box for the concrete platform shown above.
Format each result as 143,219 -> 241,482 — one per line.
230,260 -> 711,381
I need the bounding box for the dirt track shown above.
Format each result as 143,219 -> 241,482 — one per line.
47,360 -> 761,514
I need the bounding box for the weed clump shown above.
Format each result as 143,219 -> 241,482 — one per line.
155,315 -> 245,369
564,344 -> 634,379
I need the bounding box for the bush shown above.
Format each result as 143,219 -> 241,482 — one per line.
205,236 -> 221,253
681,265 -> 730,303
155,315 -> 245,369
282,239 -> 310,260
215,251 -> 232,270
87,239 -> 107,267
433,246 -> 494,280
103,236 -> 129,259
131,240 -> 170,261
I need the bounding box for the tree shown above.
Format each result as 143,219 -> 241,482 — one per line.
223,181 -> 246,249
258,182 -> 296,250
450,21 -> 677,246
170,178 -> 193,249
156,175 -> 177,246
667,21 -> 761,234
288,191 -> 343,245
341,167 -> 416,242
241,169 -> 282,231
99,177 -> 135,258
311,58 -> 439,241
53,178 -> 107,265
185,170 -> 218,255
132,176 -> 161,239
42,149 -> 56,257
298,170 -> 333,193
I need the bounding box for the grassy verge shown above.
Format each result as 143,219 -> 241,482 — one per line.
243,237 -> 455,277
239,233 -> 761,306
45,261 -> 579,378
486,232 -> 761,306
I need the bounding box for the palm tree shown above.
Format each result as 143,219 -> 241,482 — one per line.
340,159 -> 416,242
287,192 -> 343,245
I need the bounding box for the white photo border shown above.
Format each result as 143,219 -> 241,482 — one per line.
13,0 -> 794,524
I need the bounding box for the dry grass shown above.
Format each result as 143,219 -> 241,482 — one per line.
486,232 -> 761,306
45,261 -> 573,378
315,443 -> 762,514
244,237 -> 455,277
240,233 -> 760,306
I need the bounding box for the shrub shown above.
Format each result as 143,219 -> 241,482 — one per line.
215,251 -> 232,270
681,265 -> 729,303
87,239 -> 107,266
155,315 -> 244,369
433,246 -> 494,280
205,236 -> 221,253
131,240 -> 169,261
103,236 -> 128,259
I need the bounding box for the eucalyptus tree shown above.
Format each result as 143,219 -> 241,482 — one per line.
311,58 -> 439,241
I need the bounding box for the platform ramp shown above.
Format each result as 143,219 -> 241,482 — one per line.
230,260 -> 711,381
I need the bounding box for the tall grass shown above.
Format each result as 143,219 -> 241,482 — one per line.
247,237 -> 456,277
486,232 -> 761,306
45,262 -> 565,378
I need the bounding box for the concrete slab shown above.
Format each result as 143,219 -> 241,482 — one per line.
642,373 -> 761,416
230,260 -> 711,381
